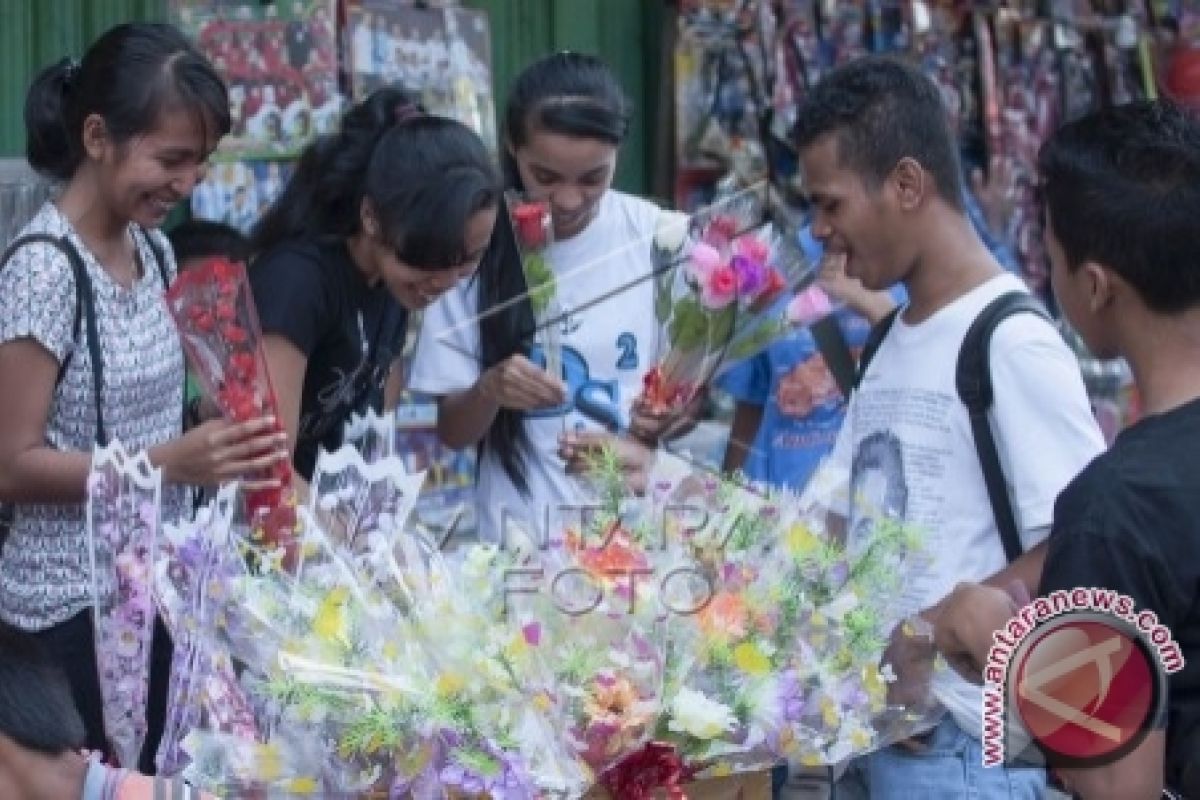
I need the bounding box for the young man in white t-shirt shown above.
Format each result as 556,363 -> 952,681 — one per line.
792,56 -> 1105,797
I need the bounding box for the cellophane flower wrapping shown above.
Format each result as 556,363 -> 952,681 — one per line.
155,445 -> 595,798
506,191 -> 562,382
647,454 -> 943,774
153,484 -> 260,775
86,440 -> 162,768
163,256 -> 298,553
641,186 -> 811,421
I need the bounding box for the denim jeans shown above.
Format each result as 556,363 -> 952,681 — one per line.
832,717 -> 1047,799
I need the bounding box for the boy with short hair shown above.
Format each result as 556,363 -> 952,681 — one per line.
935,100 -> 1200,799
792,56 -> 1105,796
0,621 -> 212,799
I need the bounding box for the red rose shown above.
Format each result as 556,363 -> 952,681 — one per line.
215,300 -> 237,322
511,202 -> 550,250
222,324 -> 248,345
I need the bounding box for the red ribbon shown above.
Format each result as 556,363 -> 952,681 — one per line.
598,742 -> 696,800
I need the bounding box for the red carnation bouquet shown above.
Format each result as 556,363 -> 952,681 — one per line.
164,258 -> 297,558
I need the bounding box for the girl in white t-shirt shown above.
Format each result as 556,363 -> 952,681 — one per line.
410,53 -> 670,542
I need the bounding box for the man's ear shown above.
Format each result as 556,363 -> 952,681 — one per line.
1081,260 -> 1116,313
890,157 -> 927,211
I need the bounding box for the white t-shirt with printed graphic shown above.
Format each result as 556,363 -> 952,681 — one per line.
827,272 -> 1106,737
410,190 -> 662,542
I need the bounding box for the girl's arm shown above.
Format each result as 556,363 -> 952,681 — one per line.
435,353 -> 566,450
0,338 -> 287,503
261,334 -> 307,463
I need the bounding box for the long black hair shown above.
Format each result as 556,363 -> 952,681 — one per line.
252,87 -> 499,270
477,53 -> 630,493
25,22 -> 230,183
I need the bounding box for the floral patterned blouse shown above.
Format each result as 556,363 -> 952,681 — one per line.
0,203 -> 186,631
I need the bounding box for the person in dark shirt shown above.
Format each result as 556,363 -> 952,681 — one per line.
933,100 -> 1200,798
249,87 -> 500,480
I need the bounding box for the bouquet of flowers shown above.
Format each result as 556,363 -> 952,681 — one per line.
507,192 -> 562,381
647,454 -> 942,772
164,256 -> 298,554
641,186 -> 811,418
86,441 -> 162,768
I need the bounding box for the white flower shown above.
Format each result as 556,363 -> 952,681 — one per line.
653,211 -> 690,254
668,687 -> 738,740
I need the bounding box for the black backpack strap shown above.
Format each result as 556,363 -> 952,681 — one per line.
956,291 -> 1050,563
811,315 -> 858,398
0,233 -> 106,445
854,305 -> 902,390
136,225 -> 171,289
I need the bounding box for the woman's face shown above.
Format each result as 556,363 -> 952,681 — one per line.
510,128 -> 618,240
374,205 -> 497,310
90,107 -> 217,230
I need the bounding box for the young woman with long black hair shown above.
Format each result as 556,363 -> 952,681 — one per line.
410,53 -> 667,542
249,87 -> 501,481
0,23 -> 287,769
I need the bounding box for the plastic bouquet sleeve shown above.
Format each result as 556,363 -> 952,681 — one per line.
642,454 -> 944,774
87,440 -> 162,768
163,256 -> 298,551
640,187 -> 811,421
505,192 -> 562,381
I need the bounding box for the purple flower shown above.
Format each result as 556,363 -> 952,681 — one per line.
731,255 -> 767,298
777,670 -> 809,722
836,676 -> 869,709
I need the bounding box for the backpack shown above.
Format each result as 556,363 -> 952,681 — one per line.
0,230 -> 169,553
854,290 -> 1051,563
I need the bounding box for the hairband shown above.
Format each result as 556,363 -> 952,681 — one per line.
63,58 -> 80,86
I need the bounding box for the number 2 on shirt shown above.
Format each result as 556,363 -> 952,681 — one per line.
615,332 -> 639,370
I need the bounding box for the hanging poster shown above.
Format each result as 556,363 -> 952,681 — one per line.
171,0 -> 342,160
345,2 -> 497,149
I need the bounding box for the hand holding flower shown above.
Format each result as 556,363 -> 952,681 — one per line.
152,416 -> 289,489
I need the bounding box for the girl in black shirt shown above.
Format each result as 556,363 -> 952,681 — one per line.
249,88 -> 500,479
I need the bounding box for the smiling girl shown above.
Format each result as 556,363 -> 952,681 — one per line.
0,23 -> 287,768
411,53 -> 667,542
249,88 -> 500,481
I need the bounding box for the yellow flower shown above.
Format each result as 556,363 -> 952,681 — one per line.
284,777 -> 319,795
533,691 -> 553,714
850,728 -> 873,750
256,743 -> 282,782
785,523 -> 819,557
709,762 -> 733,777
820,698 -> 839,729
312,587 -> 350,647
732,642 -> 771,676
436,672 -> 466,697
800,753 -> 823,767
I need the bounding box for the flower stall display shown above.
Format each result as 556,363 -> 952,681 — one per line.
86,441 -> 162,768
507,192 -> 562,382
163,256 -> 298,555
100,429 -> 946,797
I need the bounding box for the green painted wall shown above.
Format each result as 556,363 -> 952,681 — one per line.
1,0 -> 666,195
464,0 -> 666,197
0,0 -> 167,158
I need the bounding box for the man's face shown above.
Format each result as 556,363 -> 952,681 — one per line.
800,134 -> 905,291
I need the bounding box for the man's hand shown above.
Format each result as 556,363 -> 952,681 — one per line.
928,582 -> 1022,684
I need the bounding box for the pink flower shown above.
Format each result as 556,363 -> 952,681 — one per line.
733,235 -> 770,265
787,285 -> 834,326
701,266 -> 738,309
686,242 -> 721,283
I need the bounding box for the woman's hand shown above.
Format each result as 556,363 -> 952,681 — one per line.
479,354 -> 567,411
154,416 -> 290,489
559,431 -> 655,495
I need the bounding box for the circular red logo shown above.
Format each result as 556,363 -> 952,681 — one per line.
1009,612 -> 1161,766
